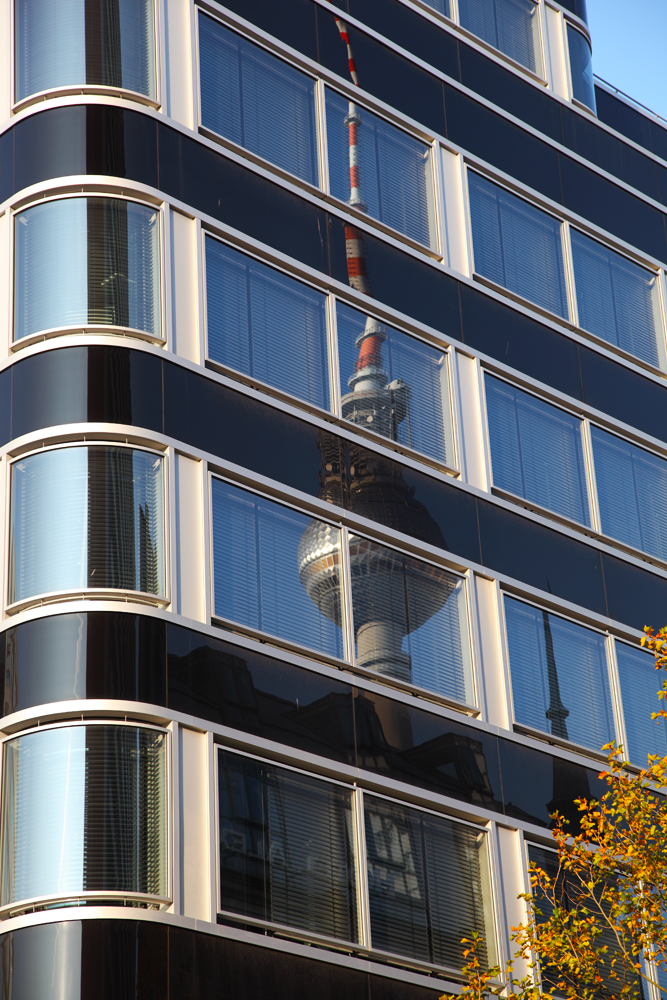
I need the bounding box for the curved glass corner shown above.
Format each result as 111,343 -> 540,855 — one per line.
15,0 -> 156,103
0,724 -> 167,910
9,445 -> 165,606
567,24 -> 596,113
14,197 -> 160,343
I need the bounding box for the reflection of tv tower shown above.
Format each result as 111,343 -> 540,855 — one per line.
298,13 -> 451,683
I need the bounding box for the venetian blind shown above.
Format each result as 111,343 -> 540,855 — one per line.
616,641 -> 667,768
458,0 -> 542,75
469,171 -> 568,319
485,375 -> 590,525
199,13 -> 318,186
218,750 -> 358,942
206,238 -> 330,410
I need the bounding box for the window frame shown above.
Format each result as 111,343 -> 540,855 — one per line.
563,18 -> 596,116
453,0 -> 547,83
207,472 -> 478,712
214,742 -> 498,975
11,0 -> 162,113
0,717 -> 172,918
499,590 -> 625,760
4,439 -> 170,614
10,190 -> 166,351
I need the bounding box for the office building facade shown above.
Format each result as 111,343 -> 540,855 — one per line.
0,0 -> 666,996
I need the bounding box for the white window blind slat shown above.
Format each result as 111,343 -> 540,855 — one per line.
458,0 -> 541,74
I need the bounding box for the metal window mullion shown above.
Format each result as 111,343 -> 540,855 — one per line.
654,270 -> 667,373
340,523 -> 357,664
328,294 -> 343,417
562,219 -> 579,327
581,418 -> 601,535
606,635 -> 630,763
450,0 -> 460,27
354,787 -> 372,950
428,138 -> 445,259
316,78 -> 330,196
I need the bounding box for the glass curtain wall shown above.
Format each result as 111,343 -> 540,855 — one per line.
9,446 -> 165,604
458,0 -> 542,75
567,24 -> 596,113
14,197 -> 160,341
15,0 -> 155,102
0,724 -> 167,908
615,642 -> 667,767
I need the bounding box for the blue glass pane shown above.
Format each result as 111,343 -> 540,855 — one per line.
211,479 -> 344,658
469,172 -> 568,319
616,641 -> 667,767
571,229 -> 662,369
459,0 -> 542,75
326,88 -> 435,248
485,375 -> 590,525
336,301 -> 452,465
199,13 -> 318,185
567,25 -> 596,113
592,426 -> 667,561
15,0 -> 85,100
505,596 -> 614,752
206,238 -> 329,410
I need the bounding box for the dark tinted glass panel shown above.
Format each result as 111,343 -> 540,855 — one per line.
10,345 -> 88,439
168,624 -> 356,763
601,553 -> 667,633
579,346 -> 667,442
458,0 -> 541,75
199,14 -> 318,186
594,87 -> 653,153
15,0 -> 155,102
347,0 -> 457,76
566,24 -> 595,113
218,750 -> 358,941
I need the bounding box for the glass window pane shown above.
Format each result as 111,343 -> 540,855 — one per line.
418,0 -> 451,14
504,596 -> 615,752
0,725 -> 167,907
468,172 -> 568,319
211,480 -> 344,658
14,198 -> 160,341
616,641 -> 667,767
206,238 -> 330,410
9,446 -> 165,604
336,301 -> 454,466
326,88 -> 435,249
571,229 -> 663,370
485,375 -> 590,526
458,0 -> 542,75
364,795 -> 494,969
567,25 -> 596,113
348,535 -> 474,704
199,13 -> 318,186
15,0 -> 155,101
218,750 -> 358,942
591,426 -> 667,561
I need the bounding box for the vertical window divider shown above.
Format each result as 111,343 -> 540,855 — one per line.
656,270 -> 667,373
429,139 -> 445,260
207,731 -> 219,924
328,295 -> 343,417
194,216 -> 206,366
2,452 -> 9,615
461,162 -> 477,281
339,523 -> 357,665
166,445 -> 178,612
353,786 -> 372,950
193,6 -> 204,131
203,463 -> 214,626
562,220 -> 579,327
581,418 -> 601,535
316,78 -> 330,196
450,0 -> 460,27
476,363 -> 495,493
498,587 -> 519,729
606,635 -> 630,763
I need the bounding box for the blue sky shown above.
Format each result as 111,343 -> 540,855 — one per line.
587,0 -> 667,120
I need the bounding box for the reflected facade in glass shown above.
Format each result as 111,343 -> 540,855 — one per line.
15,0 -> 156,101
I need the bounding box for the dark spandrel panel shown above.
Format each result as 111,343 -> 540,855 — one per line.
11,345 -> 88,438
85,106 -> 159,189
345,0 -> 461,82
86,346 -> 163,432
458,283 -> 583,401
458,44 -> 563,145
602,554 -> 667,633
579,346 -> 667,441
559,154 -> 667,266
478,501 -> 607,616
164,362 -> 331,500
1,612 -> 167,715
167,623 -> 356,763
561,107 -> 625,187
339,25 -> 447,136
443,84 -> 562,204
558,0 -> 587,22
13,105 -> 87,191
620,139 -> 661,204
157,124 -> 331,279
335,220 -> 463,339
209,0 -> 319,62
0,125 -> 12,205
0,921 -> 82,1000
0,367 -> 10,447
353,688 -> 503,808
656,162 -> 667,208
80,920 -> 168,1000
498,738 -> 605,829
594,86 -> 654,154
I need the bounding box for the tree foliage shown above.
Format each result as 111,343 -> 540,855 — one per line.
444,626 -> 667,1000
